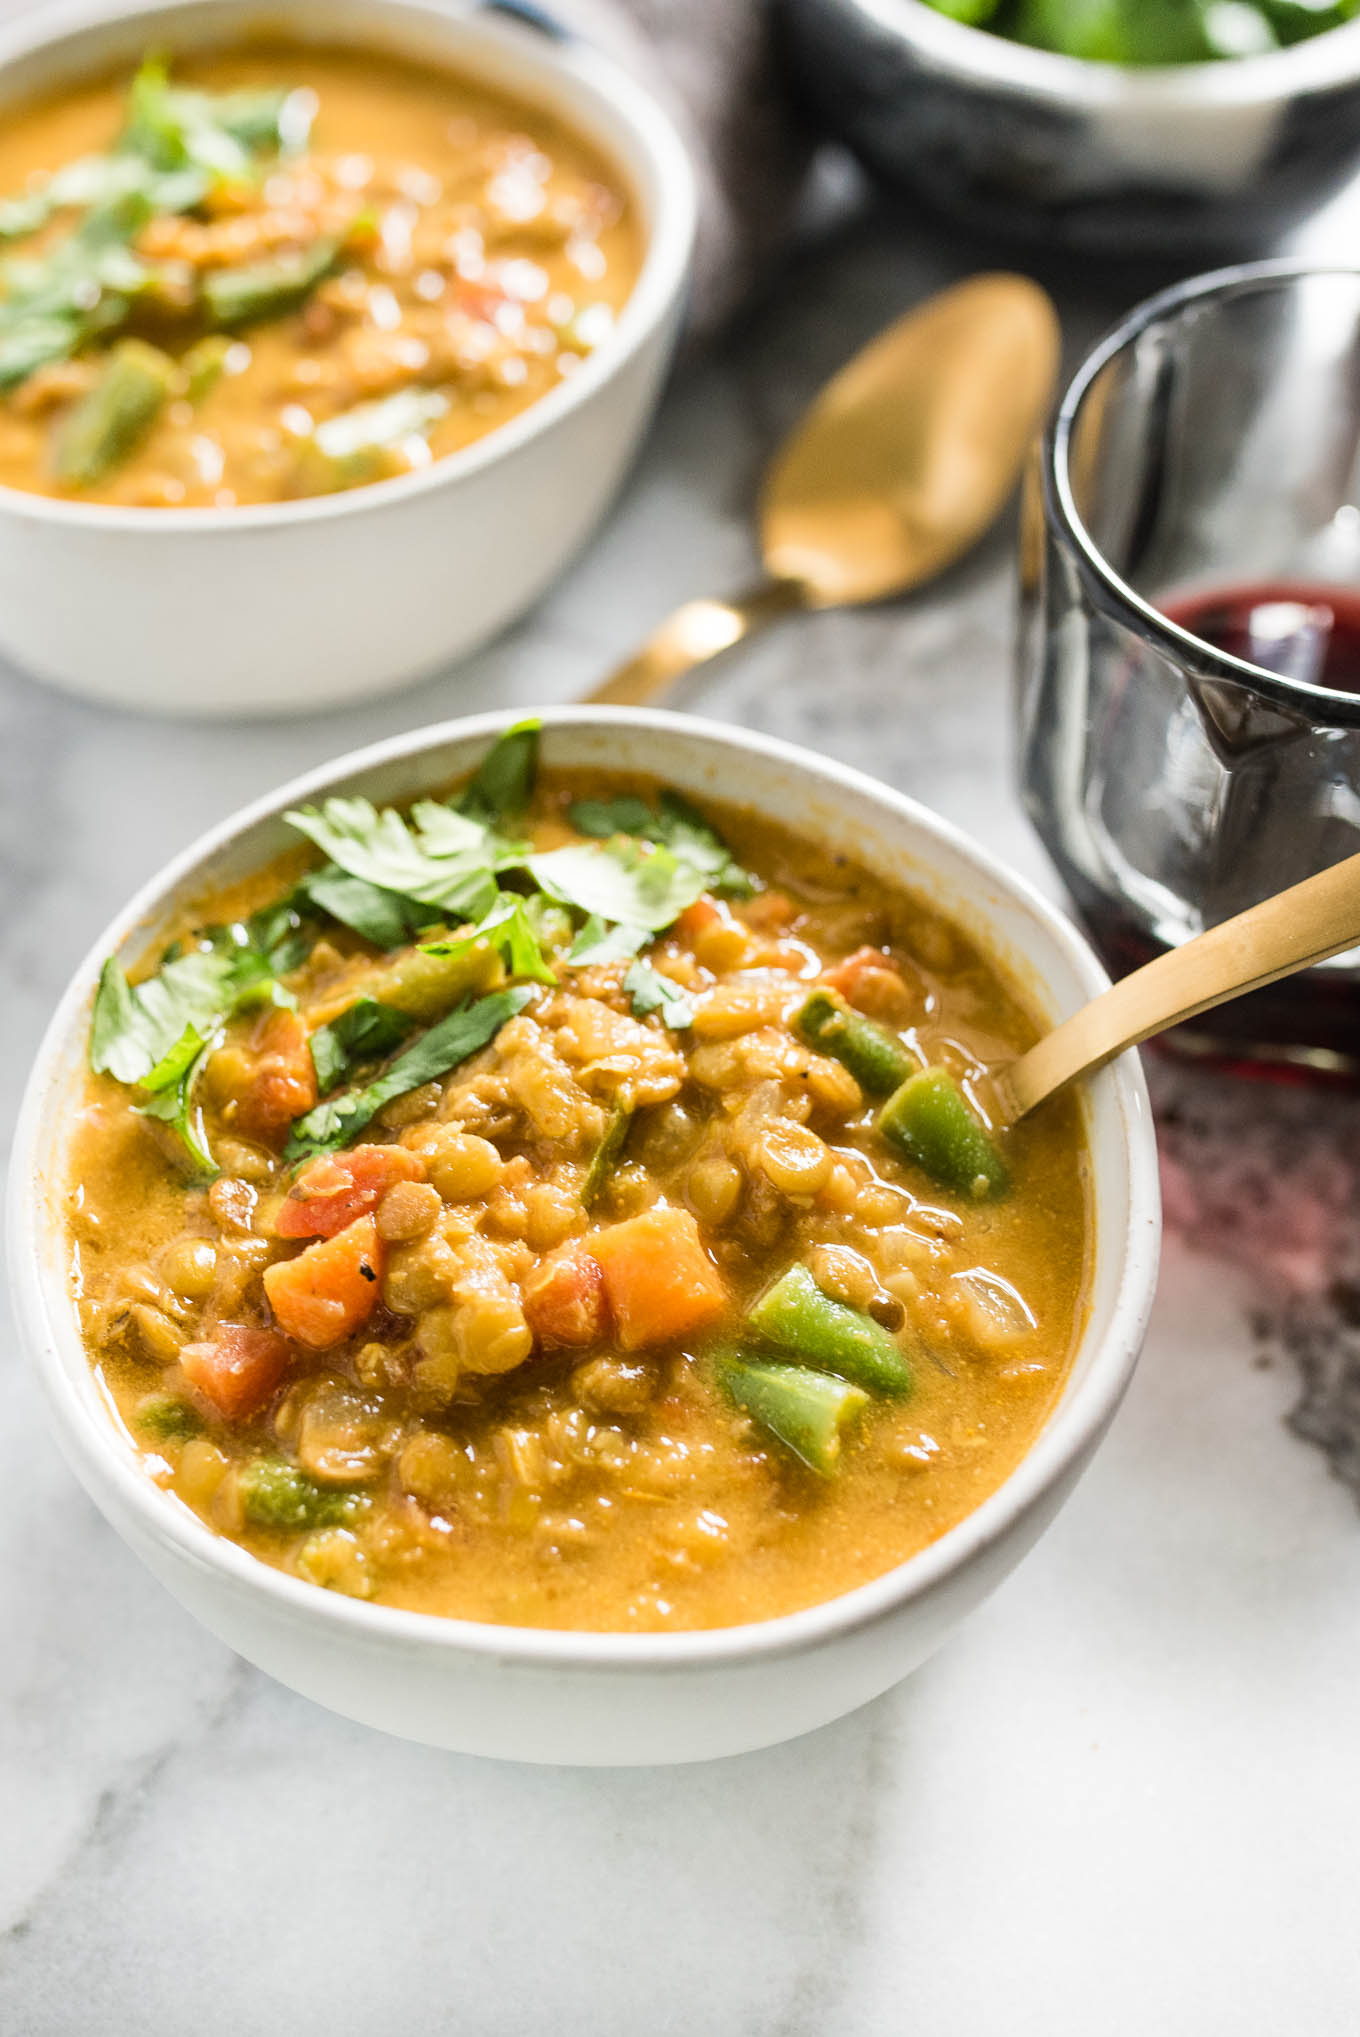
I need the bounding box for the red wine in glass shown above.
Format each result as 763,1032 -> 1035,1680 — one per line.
1078,579 -> 1360,1074
1161,579 -> 1360,694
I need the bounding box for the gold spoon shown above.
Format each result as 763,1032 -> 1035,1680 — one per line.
587,273 -> 1062,707
995,851 -> 1360,1125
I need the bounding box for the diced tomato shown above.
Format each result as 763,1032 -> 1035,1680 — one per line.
277,1144 -> 424,1239
821,946 -> 914,1022
233,1008 -> 318,1147
589,1206 -> 729,1351
263,1216 -> 385,1350
180,1324 -> 290,1422
674,895 -> 723,943
524,1243 -> 609,1349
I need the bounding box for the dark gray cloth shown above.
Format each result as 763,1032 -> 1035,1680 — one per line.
554,0 -> 807,329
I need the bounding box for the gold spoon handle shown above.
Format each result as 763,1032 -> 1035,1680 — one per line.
585,578 -> 806,706
997,849 -> 1360,1125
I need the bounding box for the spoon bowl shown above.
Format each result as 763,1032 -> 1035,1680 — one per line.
761,274 -> 1061,607
589,273 -> 1060,705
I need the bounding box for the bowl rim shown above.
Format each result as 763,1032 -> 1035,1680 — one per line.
1046,257 -> 1360,732
853,0 -> 1360,103
0,0 -> 696,535
9,706 -> 1161,1673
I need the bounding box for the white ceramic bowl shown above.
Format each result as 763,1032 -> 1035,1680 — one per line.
782,0 -> 1360,255
8,709 -> 1161,1764
0,0 -> 695,716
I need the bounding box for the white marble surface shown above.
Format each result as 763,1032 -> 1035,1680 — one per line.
5,182 -> 1360,2034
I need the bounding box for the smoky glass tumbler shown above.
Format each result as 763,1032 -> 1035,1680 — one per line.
1017,262 -> 1360,1071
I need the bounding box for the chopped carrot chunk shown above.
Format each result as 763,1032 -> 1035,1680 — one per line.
590,1206 -> 729,1350
524,1243 -> 609,1348
821,946 -> 914,1023
674,895 -> 723,943
263,1215 -> 384,1350
277,1144 -> 423,1239
233,1008 -> 318,1147
180,1324 -> 290,1422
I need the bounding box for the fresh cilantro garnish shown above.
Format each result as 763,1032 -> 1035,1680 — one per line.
298,866 -> 438,950
523,890 -> 575,956
90,930 -> 286,1174
135,1022 -> 217,1177
241,897 -> 316,977
623,961 -> 695,1029
568,790 -> 756,899
569,794 -> 655,838
0,193 -> 164,389
529,837 -> 707,933
565,915 -> 650,967
456,718 -> 540,824
308,999 -> 415,1094
284,988 -> 536,1159
90,940 -> 273,1087
421,895 -> 557,988
119,56 -> 307,184
283,795 -> 503,923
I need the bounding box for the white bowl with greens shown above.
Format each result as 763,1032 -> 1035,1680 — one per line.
9,708 -> 1161,1764
0,0 -> 694,715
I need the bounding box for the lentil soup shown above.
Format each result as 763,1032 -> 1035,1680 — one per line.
0,43 -> 641,505
69,724 -> 1091,1632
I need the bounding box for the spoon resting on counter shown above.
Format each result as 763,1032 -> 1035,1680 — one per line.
586,273 -> 1062,707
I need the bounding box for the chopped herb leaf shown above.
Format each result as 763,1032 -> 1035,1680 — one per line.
657,791 -> 758,898
0,192 -> 162,388
457,718 -> 541,824
91,944 -> 256,1086
523,891 -> 575,956
565,915 -> 650,967
568,789 -> 757,898
299,865 -> 436,950
90,927 -> 289,1174
570,794 -> 655,838
139,1020 -> 206,1095
529,837 -> 706,934
623,961 -> 695,1029
137,1027 -> 216,1178
285,986 -> 535,1159
284,795 -> 501,923
308,999 -> 415,1093
421,895 -> 557,987
242,896 -> 315,976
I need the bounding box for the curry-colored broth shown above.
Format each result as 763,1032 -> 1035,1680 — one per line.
68,774 -> 1091,1631
0,44 -> 641,505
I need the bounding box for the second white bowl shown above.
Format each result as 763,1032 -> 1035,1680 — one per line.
0,0 -> 696,716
